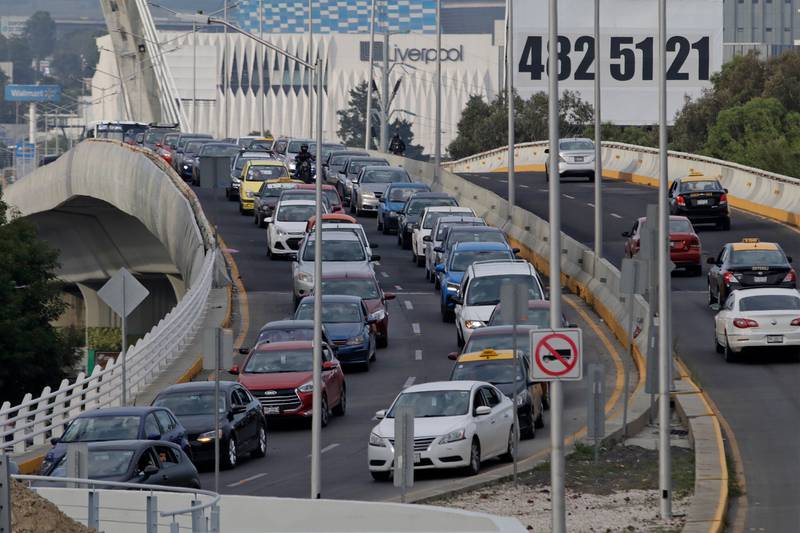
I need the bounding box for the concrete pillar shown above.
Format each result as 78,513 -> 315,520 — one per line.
76,282 -> 120,329
166,273 -> 186,301
125,275 -> 177,338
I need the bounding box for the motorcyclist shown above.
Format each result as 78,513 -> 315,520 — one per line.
294,144 -> 314,182
389,133 -> 406,156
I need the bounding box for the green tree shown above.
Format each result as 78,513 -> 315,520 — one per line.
0,192 -> 82,405
24,11 -> 56,76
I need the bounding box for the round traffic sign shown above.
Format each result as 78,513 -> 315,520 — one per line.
533,333 -> 579,377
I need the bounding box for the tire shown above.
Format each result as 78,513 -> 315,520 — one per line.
332,386 -> 347,416
434,276 -> 441,290
350,198 -> 356,215
456,327 -> 465,348
723,333 -> 738,363
258,213 -> 267,229
719,217 -> 731,231
377,217 -> 383,232
416,254 -> 424,267
239,203 -> 245,215
500,427 -> 516,462
377,333 -> 388,348
707,285 -> 717,306
254,212 -> 259,225
714,331 -> 724,354
382,223 -> 389,235
371,470 -> 391,481
464,439 -> 481,476
521,413 -> 536,440
251,425 -> 267,458
691,265 -> 702,277
588,172 -> 595,182
441,302 -> 454,323
221,435 -> 238,470
320,395 -> 330,427
402,233 -> 411,250
534,397 -> 545,429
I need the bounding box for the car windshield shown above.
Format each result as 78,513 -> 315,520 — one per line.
288,141 -> 310,153
464,334 -> 531,356
361,169 -> 409,184
201,144 -> 239,157
423,211 -> 457,229
247,139 -> 273,150
406,198 -> 457,215
560,140 -> 593,151
144,130 -> 173,145
388,391 -> 470,418
739,295 -> 800,311
451,250 -> 513,271
257,327 -> 313,343
437,221 -> 479,240
490,308 -> 550,327
61,416 -> 141,442
302,239 -> 366,261
244,350 -> 313,373
324,189 -> 340,205
447,230 -> 506,249
235,156 -> 269,172
349,160 -> 388,175
389,187 -> 421,202
669,219 -> 693,233
277,204 -> 316,222
296,301 -> 363,323
330,154 -> 363,168
185,141 -> 207,154
51,450 -> 135,478
321,279 -> 380,299
680,180 -> 722,192
731,249 -> 787,266
247,166 -> 288,181
451,360 -> 525,384
467,275 -> 543,306
154,392 -> 227,415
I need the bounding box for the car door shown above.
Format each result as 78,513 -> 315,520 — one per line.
143,413 -> 162,440
321,345 -> 341,406
231,388 -> 256,449
480,387 -> 507,456
153,409 -> 181,446
470,387 -> 492,458
152,444 -> 186,487
715,294 -> 734,344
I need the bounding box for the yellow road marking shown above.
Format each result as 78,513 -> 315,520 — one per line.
218,235 -> 250,350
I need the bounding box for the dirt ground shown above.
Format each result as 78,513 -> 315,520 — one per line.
11,479 -> 97,533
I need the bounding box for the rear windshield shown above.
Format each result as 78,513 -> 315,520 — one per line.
451,249 -> 513,271
739,295 -> 800,311
247,166 -> 288,181
200,144 -> 240,157
349,159 -> 389,175
406,198 -> 457,215
730,249 -> 787,266
302,239 -> 365,262
669,219 -> 693,233
361,169 -> 410,184
277,204 -> 316,222
389,187 -> 423,202
466,275 -> 542,306
447,230 -> 506,248
560,140 -> 593,151
679,180 -> 722,193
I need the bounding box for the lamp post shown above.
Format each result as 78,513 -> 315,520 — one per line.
365,0 -> 377,150
434,0 -> 441,180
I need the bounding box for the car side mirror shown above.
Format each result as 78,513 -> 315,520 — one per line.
447,352 -> 458,360
50,437 -> 60,446
147,433 -> 161,441
621,231 -> 630,237
383,292 -> 396,300
238,347 -> 250,354
322,361 -> 339,370
724,188 -> 728,193
706,257 -> 717,265
370,255 -> 381,262
435,264 -> 445,273
375,409 -> 386,420
232,405 -> 247,414
228,365 -> 240,375
434,246 -> 443,253
263,217 -> 273,224
544,148 -> 549,154
512,247 -> 520,254
787,256 -> 793,263
451,296 -> 463,305
423,235 -> 432,242
143,464 -> 159,477
474,405 -> 491,416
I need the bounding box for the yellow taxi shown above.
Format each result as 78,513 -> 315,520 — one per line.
448,348 -> 544,439
238,160 -> 290,214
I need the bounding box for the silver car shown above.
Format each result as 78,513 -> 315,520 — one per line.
350,166 -> 412,216
545,137 -> 596,182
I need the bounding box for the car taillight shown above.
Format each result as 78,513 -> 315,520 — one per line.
676,195 -> 686,206
719,193 -> 728,204
689,237 -> 701,249
723,271 -> 736,285
791,317 -> 800,326
733,318 -> 758,328
783,269 -> 796,283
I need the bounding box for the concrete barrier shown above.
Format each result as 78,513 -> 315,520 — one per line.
443,141 -> 800,228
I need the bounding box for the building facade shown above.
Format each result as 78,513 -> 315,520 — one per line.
723,0 -> 800,58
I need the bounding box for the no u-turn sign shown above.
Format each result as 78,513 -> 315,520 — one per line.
530,329 -> 583,381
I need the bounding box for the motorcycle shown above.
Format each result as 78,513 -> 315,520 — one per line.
297,159 -> 313,183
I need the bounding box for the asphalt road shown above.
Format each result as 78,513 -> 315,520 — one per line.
459,170 -> 800,531
190,185 -> 622,502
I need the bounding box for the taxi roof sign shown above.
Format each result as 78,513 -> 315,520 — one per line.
741,238 -> 760,243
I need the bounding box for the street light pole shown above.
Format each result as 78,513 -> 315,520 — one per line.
365,0 -> 377,150
308,0 -> 314,138
593,0 -> 602,260
380,31 -> 389,152
223,1 -> 229,138
260,0 -> 265,135
506,0 -> 515,218
434,0 -> 442,180
192,16 -> 198,132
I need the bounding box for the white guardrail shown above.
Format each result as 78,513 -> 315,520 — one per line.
0,250 -> 216,455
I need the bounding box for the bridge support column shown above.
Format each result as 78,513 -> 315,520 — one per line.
166,274 -> 186,301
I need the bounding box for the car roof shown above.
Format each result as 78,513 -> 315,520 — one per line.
457,349 -> 516,363
159,380 -> 239,394
81,440 -> 177,451
448,226 -> 503,236
468,325 -> 541,338
731,287 -> 800,298
730,242 -> 780,252
453,241 -> 511,252
279,199 -> 317,206
253,340 -> 314,351
259,319 -> 314,331
311,231 -> 360,241
425,206 -> 473,214
389,182 -> 429,189
248,160 -> 285,167
77,406 -> 159,418
296,183 -> 335,190
349,157 -> 388,163
403,381 -> 484,393
494,299 -> 550,310
470,259 -> 535,277
560,137 -> 592,143
298,294 -> 364,304
409,192 -> 454,199
362,165 -> 400,171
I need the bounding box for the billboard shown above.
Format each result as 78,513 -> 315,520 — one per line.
4,84 -> 62,103
511,0 -> 723,125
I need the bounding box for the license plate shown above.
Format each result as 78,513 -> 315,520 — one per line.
413,452 -> 421,464
574,156 -> 584,162
767,335 -> 783,344
754,276 -> 767,283
263,406 -> 280,415
696,199 -> 709,205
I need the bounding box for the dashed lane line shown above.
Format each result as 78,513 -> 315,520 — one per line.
415,350 -> 423,360
520,184 -> 530,188
563,194 -> 575,200
403,376 -> 416,389
380,271 -> 389,278
404,300 -> 414,310
395,285 -> 403,291
610,213 -> 623,219
412,323 -> 421,335
307,443 -> 340,458
587,202 -> 595,207
227,472 -> 267,488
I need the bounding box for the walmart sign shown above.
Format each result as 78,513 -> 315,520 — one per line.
4,84 -> 61,102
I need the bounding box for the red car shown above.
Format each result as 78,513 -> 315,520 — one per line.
296,184 -> 344,213
622,215 -> 702,276
231,341 -> 346,427
320,271 -> 395,348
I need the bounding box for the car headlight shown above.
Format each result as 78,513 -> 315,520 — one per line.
438,428 -> 466,444
243,191 -> 254,199
276,227 -> 287,236
346,334 -> 366,345
446,282 -> 460,292
388,211 -> 398,217
232,177 -> 241,184
558,154 -> 566,163
516,393 -> 529,407
297,272 -> 314,284
197,429 -> 223,443
369,432 -> 386,447
289,162 -> 297,170
362,191 -> 375,199
368,309 -> 386,321
464,320 -> 484,329
297,381 -> 313,393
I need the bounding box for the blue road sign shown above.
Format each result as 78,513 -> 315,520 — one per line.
4,84 -> 61,103
15,143 -> 35,159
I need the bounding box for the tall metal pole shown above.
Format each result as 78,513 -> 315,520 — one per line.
593,0 -> 602,259
223,1 -> 229,138
657,0 -> 672,520
547,0 -> 565,529
365,0 -> 377,149
506,0 -> 515,217
259,0 -> 265,135
434,0 -> 442,180
310,58 -> 324,499
308,0 -> 314,138
213,329 -> 220,494
121,276 -> 128,406
193,17 -> 198,132
380,31 -> 389,152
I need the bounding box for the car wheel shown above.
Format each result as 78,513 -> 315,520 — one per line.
441,302 -> 454,322
321,395 -> 330,427
377,333 -> 388,348
588,172 -> 595,182
377,217 -> 383,232
456,327 -> 465,348
464,439 -> 481,476
416,254 -> 424,267
253,212 -> 259,225
500,427 -> 516,462
251,425 -> 267,458
692,265 -> 702,277
723,333 -> 738,363
222,435 -> 238,469
534,398 -> 545,429
239,203 -> 244,215
721,218 -> 731,231
402,233 -> 411,250
258,214 -> 267,229
333,386 -> 347,416
371,470 -> 391,482
707,285 -> 717,306
434,276 -> 440,290
424,268 -> 430,281
714,331 -> 724,354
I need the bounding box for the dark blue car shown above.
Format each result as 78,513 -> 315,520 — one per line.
40,406 -> 190,475
294,295 -> 377,370
377,182 -> 430,235
437,242 -> 517,321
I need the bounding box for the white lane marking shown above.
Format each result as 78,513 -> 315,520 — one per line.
307,443 -> 340,458
412,323 -> 421,335
520,184 -> 530,189
563,194 -> 575,200
404,300 -> 414,310
587,202 -> 595,207
380,271 -> 389,278
227,472 -> 267,487
403,376 -> 416,389
415,349 -> 423,360
395,285 -> 403,291
373,261 -> 381,266
539,188 -> 548,193
610,213 -> 623,219
392,291 -> 436,295
480,176 -> 489,180
499,179 -> 508,183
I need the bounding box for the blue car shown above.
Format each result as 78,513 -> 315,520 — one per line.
377,182 -> 430,235
437,242 -> 517,321
295,295 -> 377,370
40,406 -> 191,475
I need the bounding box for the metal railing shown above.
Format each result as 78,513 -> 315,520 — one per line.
13,474 -> 221,532
0,250 -> 216,454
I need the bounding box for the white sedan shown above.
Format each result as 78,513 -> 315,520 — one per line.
714,287 -> 800,361
265,200 -> 320,258
367,381 -> 515,481
412,206 -> 475,266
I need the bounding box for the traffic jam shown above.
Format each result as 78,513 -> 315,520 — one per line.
36,127 -> 798,489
